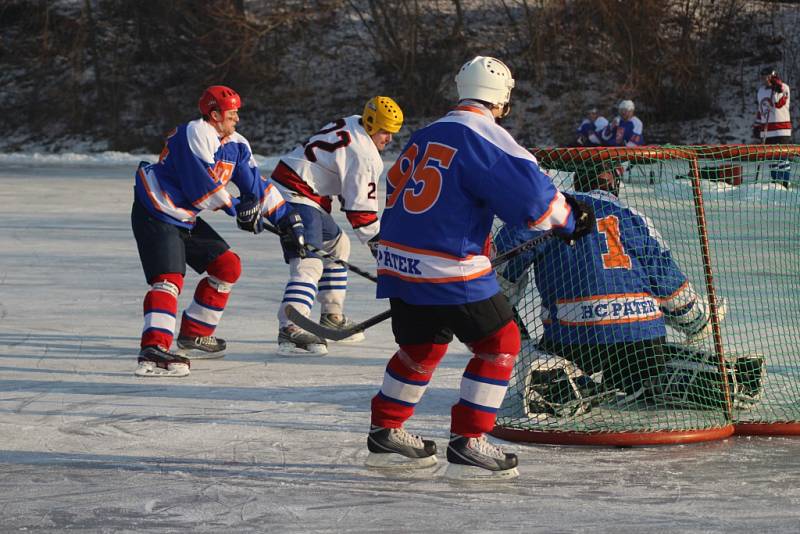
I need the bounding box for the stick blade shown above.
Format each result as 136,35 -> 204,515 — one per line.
284,305 -> 357,341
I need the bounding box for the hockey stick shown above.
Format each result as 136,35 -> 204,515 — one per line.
263,223 -> 377,283
288,230 -> 558,340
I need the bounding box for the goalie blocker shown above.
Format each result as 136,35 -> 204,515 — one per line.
505,342 -> 765,420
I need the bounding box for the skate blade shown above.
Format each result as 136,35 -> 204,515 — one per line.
134,362 -> 190,378
443,462 -> 519,481
365,452 -> 438,469
277,342 -> 328,356
333,331 -> 365,343
174,348 -> 226,360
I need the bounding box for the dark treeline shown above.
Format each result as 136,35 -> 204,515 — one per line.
0,0 -> 791,152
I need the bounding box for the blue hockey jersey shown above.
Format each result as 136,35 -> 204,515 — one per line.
496,190 -> 699,344
602,116 -> 644,147
376,104 -> 576,305
134,119 -> 289,229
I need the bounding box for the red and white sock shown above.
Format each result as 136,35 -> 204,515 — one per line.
141,273 -> 184,349
180,251 -> 241,338
371,343 -> 448,428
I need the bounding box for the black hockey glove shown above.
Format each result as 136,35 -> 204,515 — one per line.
367,233 -> 380,259
560,193 -> 596,245
236,195 -> 263,234
278,209 -> 307,259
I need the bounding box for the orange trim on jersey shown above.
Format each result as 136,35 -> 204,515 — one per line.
379,240 -> 476,261
559,312 -> 663,327
377,266 -> 493,284
452,105 -> 490,116
530,191 -> 566,228
556,292 -> 653,305
139,168 -> 194,220
657,279 -> 689,302
191,181 -> 228,208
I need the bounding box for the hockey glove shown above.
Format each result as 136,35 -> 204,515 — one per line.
769,75 -> 784,92
561,193 -> 596,245
367,233 -> 380,259
278,209 -> 307,259
236,195 -> 264,234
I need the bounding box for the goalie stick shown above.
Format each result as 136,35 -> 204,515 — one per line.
287,230 -> 557,341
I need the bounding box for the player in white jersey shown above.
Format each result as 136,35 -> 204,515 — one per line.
753,67 -> 792,188
270,96 -> 404,354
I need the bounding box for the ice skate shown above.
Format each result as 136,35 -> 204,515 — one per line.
278,325 -> 328,355
319,313 -> 365,343
134,346 -> 191,378
365,425 -> 438,468
176,335 -> 226,359
444,434 -> 519,480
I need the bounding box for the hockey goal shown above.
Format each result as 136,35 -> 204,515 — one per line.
491,145 -> 800,446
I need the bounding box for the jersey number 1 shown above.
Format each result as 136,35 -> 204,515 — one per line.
597,215 -> 632,269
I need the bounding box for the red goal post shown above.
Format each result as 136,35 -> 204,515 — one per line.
491,144 -> 800,446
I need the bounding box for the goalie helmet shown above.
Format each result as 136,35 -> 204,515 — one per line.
362,96 -> 404,136
573,161 -> 622,196
455,56 -> 515,107
198,85 -> 242,116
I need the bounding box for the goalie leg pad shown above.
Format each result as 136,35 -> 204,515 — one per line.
656,344 -> 765,409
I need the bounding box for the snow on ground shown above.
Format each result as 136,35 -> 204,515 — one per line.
1,156 -> 800,533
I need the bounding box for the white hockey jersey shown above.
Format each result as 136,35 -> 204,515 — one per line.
756,83 -> 792,139
270,115 -> 382,244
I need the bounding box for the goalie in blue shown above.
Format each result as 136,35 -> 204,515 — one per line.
494,162 -> 763,411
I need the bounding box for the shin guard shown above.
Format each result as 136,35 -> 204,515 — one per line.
452,321 -> 521,437
371,343 -> 448,428
141,273 -> 184,349
180,250 -> 241,338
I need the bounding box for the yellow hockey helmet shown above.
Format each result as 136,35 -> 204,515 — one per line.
362,96 -> 404,135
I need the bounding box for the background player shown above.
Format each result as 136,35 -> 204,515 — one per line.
575,106 -> 608,146
131,85 -> 305,377
270,96 -> 403,355
753,67 -> 792,188
602,100 -> 644,147
365,56 -> 594,480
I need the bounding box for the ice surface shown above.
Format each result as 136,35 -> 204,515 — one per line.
1,158 -> 800,533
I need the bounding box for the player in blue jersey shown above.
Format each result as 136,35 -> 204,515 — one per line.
575,107 -> 609,147
131,85 -> 305,377
602,100 -> 644,147
493,163 -> 762,412
365,56 -> 595,480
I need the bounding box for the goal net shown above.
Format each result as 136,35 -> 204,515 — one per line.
491,145 -> 800,445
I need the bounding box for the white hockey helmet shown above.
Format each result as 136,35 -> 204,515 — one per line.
455,56 -> 515,107
618,99 -> 635,112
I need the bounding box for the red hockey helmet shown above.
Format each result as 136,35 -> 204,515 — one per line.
198,85 -> 242,116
